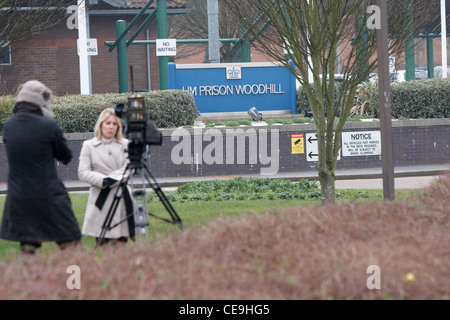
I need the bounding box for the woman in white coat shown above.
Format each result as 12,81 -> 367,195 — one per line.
78,108 -> 134,245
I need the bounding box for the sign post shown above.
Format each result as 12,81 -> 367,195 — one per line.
375,0 -> 395,200
207,0 -> 220,63
157,0 -> 169,90
77,0 -> 91,94
441,0 -> 448,78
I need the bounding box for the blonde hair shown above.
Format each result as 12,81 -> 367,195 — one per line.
94,108 -> 123,140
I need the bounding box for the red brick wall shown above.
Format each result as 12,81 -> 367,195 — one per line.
0,15 -> 161,96
1,14 -> 448,96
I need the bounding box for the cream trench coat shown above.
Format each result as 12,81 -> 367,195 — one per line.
78,137 -> 130,239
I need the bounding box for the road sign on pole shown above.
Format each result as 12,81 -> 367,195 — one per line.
77,39 -> 98,56
156,39 -> 177,56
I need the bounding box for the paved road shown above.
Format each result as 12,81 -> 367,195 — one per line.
65,163 -> 448,193
334,175 -> 442,189
0,164 -> 447,194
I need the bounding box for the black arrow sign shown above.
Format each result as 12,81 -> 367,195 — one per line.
308,136 -> 317,143
308,152 -> 318,159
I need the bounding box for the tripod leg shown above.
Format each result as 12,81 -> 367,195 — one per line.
96,185 -> 124,247
143,165 -> 183,229
96,168 -> 131,247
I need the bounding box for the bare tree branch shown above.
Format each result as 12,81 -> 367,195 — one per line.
223,0 -> 438,203
0,0 -> 75,48
169,0 -> 254,62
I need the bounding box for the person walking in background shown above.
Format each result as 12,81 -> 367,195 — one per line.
0,80 -> 82,254
78,108 -> 134,245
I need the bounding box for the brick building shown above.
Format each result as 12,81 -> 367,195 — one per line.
0,1 -> 189,96
0,1 -> 448,96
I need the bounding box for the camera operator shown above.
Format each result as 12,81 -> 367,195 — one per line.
0,80 -> 82,254
78,108 -> 135,245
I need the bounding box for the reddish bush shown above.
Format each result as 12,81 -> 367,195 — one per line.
0,173 -> 448,300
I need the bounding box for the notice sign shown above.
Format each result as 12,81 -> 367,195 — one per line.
156,39 -> 177,56
342,131 -> 381,156
291,133 -> 304,154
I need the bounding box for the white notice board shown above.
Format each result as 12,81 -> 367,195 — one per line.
341,131 -> 381,156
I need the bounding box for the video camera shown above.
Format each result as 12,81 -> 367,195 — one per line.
115,94 -> 162,163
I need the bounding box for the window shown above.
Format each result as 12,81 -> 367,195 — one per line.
0,44 -> 11,65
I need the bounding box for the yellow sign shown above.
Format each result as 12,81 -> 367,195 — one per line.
291,133 -> 304,154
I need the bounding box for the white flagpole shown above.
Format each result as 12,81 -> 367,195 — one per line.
78,0 -> 91,94
441,0 -> 447,78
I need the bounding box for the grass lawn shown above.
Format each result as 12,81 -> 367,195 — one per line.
0,188 -> 419,260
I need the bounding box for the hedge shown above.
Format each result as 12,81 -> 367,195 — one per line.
390,78 -> 450,119
1,78 -> 448,135
0,90 -> 199,134
297,78 -> 450,119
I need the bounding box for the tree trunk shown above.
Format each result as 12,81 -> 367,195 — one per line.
319,168 -> 336,204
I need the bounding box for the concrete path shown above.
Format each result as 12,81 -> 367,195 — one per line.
334,175 -> 442,189
0,164 -> 447,194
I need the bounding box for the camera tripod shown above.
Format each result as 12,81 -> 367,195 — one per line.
96,158 -> 183,247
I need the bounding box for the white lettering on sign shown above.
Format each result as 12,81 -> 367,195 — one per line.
77,38 -> 98,56
156,39 -> 177,56
181,84 -> 284,97
342,131 -> 381,156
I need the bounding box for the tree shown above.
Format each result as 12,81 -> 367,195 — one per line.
168,0 -> 248,62
223,0 -> 437,203
0,0 -> 74,49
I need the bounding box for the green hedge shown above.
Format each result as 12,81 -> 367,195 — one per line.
0,90 -> 199,134
1,78 -> 448,135
297,78 -> 450,119
296,83 -> 342,116
390,78 -> 450,119
0,96 -> 15,134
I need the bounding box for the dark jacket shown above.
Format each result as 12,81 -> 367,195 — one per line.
0,106 -> 81,243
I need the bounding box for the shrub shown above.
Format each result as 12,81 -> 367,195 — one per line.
166,177 -> 322,202
350,81 -> 379,118
390,78 -> 450,119
160,177 -> 377,203
296,83 -> 341,116
52,94 -> 119,133
0,96 -> 15,134
297,78 -> 449,119
145,90 -> 199,128
0,90 -> 199,134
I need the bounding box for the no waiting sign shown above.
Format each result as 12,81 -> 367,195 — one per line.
156,39 -> 177,56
